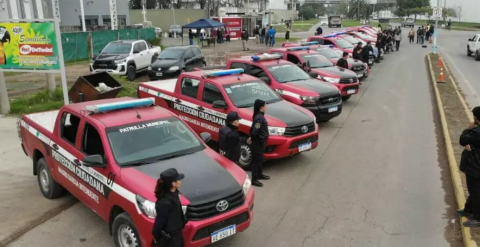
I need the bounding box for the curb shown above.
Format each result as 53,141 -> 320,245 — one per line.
0,198 -> 77,247
426,54 -> 478,247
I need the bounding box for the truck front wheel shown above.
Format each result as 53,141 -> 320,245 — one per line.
475,50 -> 480,61
37,158 -> 65,199
113,212 -> 141,247
238,136 -> 253,170
126,65 -> 136,81
468,46 -> 472,56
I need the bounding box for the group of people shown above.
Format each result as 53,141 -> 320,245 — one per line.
350,41 -> 375,67
252,25 -> 277,47
376,25 -> 403,52
406,25 -> 435,44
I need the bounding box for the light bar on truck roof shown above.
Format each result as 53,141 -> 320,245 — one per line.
85,98 -> 155,113
251,53 -> 282,61
323,34 -> 337,38
286,46 -> 310,51
300,41 -> 319,46
335,31 -> 346,35
203,69 -> 244,77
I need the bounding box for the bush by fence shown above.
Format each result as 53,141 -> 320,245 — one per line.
61,28 -> 156,63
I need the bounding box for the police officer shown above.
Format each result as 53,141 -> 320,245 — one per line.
249,99 -> 270,187
219,112 -> 241,163
152,168 -> 187,247
336,52 -> 349,69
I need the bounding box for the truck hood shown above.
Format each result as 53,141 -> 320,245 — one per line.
95,53 -> 128,61
347,58 -> 364,67
237,100 -> 314,127
284,79 -> 339,96
312,66 -> 357,78
123,151 -> 242,205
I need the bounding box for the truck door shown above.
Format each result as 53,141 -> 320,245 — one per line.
138,41 -> 152,67
199,82 -> 229,141
174,76 -> 204,133
247,65 -> 277,91
469,35 -> 478,52
183,48 -> 195,71
132,43 -> 145,69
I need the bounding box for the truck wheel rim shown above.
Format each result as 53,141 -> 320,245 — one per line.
240,144 -> 252,166
118,225 -> 138,247
40,167 -> 49,192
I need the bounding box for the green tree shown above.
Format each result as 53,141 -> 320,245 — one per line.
302,3 -> 327,16
396,0 -> 429,17
442,7 -> 457,21
299,6 -> 316,20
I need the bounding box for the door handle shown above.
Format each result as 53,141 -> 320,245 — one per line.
52,144 -> 59,150
175,99 -> 182,103
197,106 -> 204,111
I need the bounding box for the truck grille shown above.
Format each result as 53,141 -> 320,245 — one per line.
288,135 -> 319,149
339,77 -> 359,84
342,85 -> 359,92
186,190 -> 245,221
318,94 -> 341,106
92,61 -> 117,70
284,122 -> 316,137
192,212 -> 249,241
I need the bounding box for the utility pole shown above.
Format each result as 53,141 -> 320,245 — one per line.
79,0 -> 86,32
433,0 -> 440,54
142,0 -> 147,22
291,0 -> 294,25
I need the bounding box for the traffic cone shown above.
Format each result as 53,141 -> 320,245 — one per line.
436,54 -> 443,68
437,68 -> 445,83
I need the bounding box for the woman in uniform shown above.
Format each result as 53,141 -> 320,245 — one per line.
249,99 -> 270,187
152,168 -> 187,247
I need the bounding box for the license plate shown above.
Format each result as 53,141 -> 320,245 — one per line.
328,106 -> 338,113
357,73 -> 363,78
347,89 -> 356,94
211,225 -> 236,243
299,142 -> 312,152
368,60 -> 373,64
156,72 -> 163,76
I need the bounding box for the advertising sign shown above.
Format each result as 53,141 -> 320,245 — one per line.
0,22 -> 59,70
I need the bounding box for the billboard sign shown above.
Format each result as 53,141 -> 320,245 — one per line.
0,22 -> 60,70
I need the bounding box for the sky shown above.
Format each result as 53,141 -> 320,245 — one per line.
430,0 -> 479,23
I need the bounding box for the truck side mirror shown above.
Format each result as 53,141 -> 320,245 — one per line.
200,132 -> 212,143
212,100 -> 227,109
468,38 -> 473,41
259,76 -> 271,84
83,154 -> 106,168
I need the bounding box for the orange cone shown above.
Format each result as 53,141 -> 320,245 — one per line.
438,68 -> 445,83
436,54 -> 443,67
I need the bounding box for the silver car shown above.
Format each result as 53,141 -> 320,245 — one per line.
401,18 -> 415,28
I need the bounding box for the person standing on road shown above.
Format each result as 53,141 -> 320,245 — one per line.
268,26 -> 276,47
352,42 -> 362,60
419,26 -> 425,44
218,112 -> 241,163
248,99 -> 270,187
241,28 -> 250,51
188,29 -> 194,46
336,52 -> 349,69
428,25 -> 435,43
394,31 -> 402,51
361,41 -> 373,66
316,26 -> 323,36
254,25 -> 260,44
152,168 -> 187,247
265,25 -> 270,46
285,28 -> 290,43
416,27 -> 421,43
458,107 -> 480,228
408,28 -> 415,43
260,26 -> 266,44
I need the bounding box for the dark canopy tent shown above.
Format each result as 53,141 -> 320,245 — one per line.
181,18 -> 225,45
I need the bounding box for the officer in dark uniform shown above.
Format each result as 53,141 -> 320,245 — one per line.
249,99 -> 270,187
152,168 -> 187,247
336,52 -> 349,69
218,112 -> 241,163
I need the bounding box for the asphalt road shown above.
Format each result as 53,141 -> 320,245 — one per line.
6,33 -> 457,247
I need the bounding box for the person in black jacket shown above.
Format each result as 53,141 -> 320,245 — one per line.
260,26 -> 266,44
336,52 -> 349,69
249,99 -> 270,187
352,42 -> 363,61
362,41 -> 374,66
241,28 -> 249,51
152,168 -> 187,247
458,107 -> 480,227
219,112 -> 241,163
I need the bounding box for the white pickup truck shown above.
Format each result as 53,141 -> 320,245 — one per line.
467,34 -> 480,61
90,39 -> 162,81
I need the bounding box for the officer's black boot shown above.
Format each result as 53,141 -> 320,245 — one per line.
457,209 -> 474,219
259,174 -> 270,180
252,180 -> 263,187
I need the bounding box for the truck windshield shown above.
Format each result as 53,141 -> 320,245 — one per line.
300,54 -> 334,68
224,81 -> 281,108
267,64 -> 311,83
158,49 -> 184,60
356,32 -> 373,40
318,48 -> 341,58
344,36 -> 366,46
336,39 -> 354,49
106,117 -> 204,166
102,43 -> 132,54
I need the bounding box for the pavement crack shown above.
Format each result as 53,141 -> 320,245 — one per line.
363,206 -> 369,223
301,216 -> 330,247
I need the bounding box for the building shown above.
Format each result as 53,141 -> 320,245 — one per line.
0,0 -> 47,21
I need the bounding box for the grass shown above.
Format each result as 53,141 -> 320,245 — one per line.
273,20 -> 318,32
274,37 -> 299,43
342,19 -> 363,27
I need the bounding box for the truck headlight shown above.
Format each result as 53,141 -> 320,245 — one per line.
300,95 -> 320,104
90,59 -> 95,64
243,174 -> 252,195
268,126 -> 286,136
136,195 -> 156,218
115,59 -> 126,64
168,66 -> 179,71
321,76 -> 340,83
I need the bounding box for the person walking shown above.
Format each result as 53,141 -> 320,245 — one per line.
458,107 -> 480,227
152,168 -> 187,247
218,112 -> 241,163
336,52 -> 349,69
394,31 -> 402,51
188,29 -> 194,46
241,28 -> 249,51
249,99 -> 270,187
260,26 -> 266,44
408,28 -> 415,43
268,26 -> 276,47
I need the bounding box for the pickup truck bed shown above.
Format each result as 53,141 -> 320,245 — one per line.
142,79 -> 177,93
24,110 -> 59,133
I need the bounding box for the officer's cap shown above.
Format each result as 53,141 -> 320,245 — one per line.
160,168 -> 185,182
227,111 -> 241,122
473,107 -> 480,120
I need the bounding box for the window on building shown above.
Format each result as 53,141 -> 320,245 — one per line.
103,18 -> 111,26
85,19 -> 99,26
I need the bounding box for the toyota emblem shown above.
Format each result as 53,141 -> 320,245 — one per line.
349,78 -> 353,83
301,125 -> 308,133
327,97 -> 334,102
216,200 -> 229,212
158,68 -> 162,71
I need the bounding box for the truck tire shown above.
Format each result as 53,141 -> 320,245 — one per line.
342,96 -> 351,101
476,51 -> 480,61
238,136 -> 252,170
112,212 -> 141,247
467,46 -> 472,56
126,65 -> 136,81
37,158 -> 65,199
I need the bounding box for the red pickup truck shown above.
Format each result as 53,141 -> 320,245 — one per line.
18,97 -> 254,247
307,35 -> 355,55
267,47 -> 360,101
138,69 -> 319,169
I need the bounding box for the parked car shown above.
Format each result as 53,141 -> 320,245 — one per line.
148,46 -> 206,80
169,24 -> 183,37
328,15 -> 342,28
467,33 -> 480,60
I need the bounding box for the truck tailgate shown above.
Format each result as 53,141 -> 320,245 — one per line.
24,110 -> 59,133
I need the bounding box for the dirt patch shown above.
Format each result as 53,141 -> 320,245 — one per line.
427,53 -> 479,246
